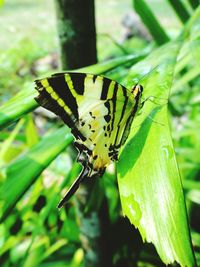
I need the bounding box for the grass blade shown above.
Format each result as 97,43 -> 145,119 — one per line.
0,127 -> 73,222
0,118 -> 25,167
188,0 -> 199,9
167,0 -> 190,23
0,85 -> 38,129
133,0 -> 170,45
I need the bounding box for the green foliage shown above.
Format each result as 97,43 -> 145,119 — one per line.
0,39 -> 52,105
133,0 -> 170,45
0,1 -> 200,267
0,127 -> 73,222
189,0 -> 200,9
167,0 -> 190,23
118,41 -> 194,266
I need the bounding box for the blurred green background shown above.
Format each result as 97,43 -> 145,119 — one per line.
0,0 -> 200,266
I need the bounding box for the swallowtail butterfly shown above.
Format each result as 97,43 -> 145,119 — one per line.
34,73 -> 143,207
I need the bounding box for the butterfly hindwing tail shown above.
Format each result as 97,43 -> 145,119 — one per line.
57,165 -> 89,208
57,162 -> 105,208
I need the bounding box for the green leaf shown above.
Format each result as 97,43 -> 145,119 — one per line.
0,118 -> 25,167
24,114 -> 39,147
133,0 -> 170,45
167,0 -> 190,23
22,236 -> 49,267
0,127 -> 73,222
0,84 -> 38,129
77,53 -> 147,75
117,40 -> 196,266
188,0 -> 199,9
41,239 -> 68,261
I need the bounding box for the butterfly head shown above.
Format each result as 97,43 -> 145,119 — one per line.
131,84 -> 143,98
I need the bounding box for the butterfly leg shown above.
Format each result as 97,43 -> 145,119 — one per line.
141,96 -> 168,107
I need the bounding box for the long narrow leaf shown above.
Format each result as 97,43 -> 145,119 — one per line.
118,40 -> 196,266
0,118 -> 25,167
0,127 -> 73,222
167,0 -> 190,23
0,85 -> 38,129
188,0 -> 199,9
133,0 -> 170,45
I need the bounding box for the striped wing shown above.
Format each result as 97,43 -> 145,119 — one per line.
34,72 -> 142,206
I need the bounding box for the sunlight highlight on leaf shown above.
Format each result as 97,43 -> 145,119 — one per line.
118,40 -> 196,266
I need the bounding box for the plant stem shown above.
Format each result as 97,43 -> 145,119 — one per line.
54,0 -> 97,70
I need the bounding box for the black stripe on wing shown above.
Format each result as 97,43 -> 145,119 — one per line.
35,80 -> 86,142
35,81 -> 74,127
52,72 -> 87,95
47,76 -> 79,120
110,83 -> 118,132
69,73 -> 87,95
100,77 -> 112,100
114,89 -> 129,146
119,93 -> 140,146
52,72 -> 128,101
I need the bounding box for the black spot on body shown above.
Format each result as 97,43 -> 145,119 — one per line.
104,114 -> 111,123
87,150 -> 92,156
104,101 -> 110,110
89,111 -> 96,119
109,145 -> 114,151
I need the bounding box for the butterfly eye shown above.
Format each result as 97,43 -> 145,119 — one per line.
131,84 -> 143,97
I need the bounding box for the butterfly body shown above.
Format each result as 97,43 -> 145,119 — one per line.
34,72 -> 143,207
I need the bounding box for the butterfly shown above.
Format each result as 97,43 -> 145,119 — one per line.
34,72 -> 143,208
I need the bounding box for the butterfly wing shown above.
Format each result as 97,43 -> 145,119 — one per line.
34,72 -> 141,205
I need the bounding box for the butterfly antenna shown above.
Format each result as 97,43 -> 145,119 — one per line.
125,65 -> 160,94
137,65 -> 160,84
58,165 -> 89,208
